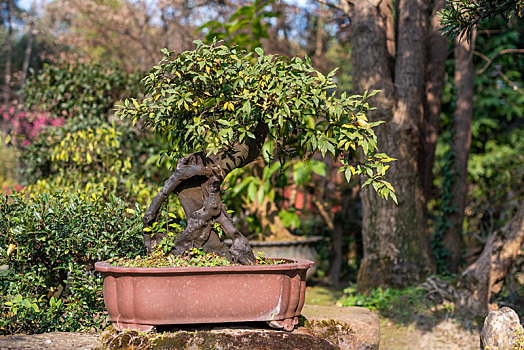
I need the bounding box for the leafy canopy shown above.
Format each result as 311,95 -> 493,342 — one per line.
118,41 -> 396,201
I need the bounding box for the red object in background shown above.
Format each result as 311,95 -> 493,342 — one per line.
4,184 -> 24,194
1,106 -> 64,146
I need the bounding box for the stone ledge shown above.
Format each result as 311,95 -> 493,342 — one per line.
0,332 -> 99,350
97,305 -> 379,350
302,305 -> 380,350
0,305 -> 380,350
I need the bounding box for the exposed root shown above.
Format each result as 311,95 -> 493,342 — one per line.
421,276 -> 457,305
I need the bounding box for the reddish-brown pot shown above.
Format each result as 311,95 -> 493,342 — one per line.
95,258 -> 314,332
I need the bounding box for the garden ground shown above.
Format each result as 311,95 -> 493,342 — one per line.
305,285 -> 480,350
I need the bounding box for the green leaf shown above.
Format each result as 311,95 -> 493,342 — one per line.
390,192 -> 398,205
344,167 -> 352,182
247,181 -> 257,202
309,160 -> 327,176
279,210 -> 300,228
362,140 -> 369,155
363,178 -> 373,187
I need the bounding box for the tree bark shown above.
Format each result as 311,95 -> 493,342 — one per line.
18,0 -> 37,106
248,197 -> 298,241
443,29 -> 476,273
349,0 -> 436,292
455,199 -> 524,315
3,0 -> 13,106
420,0 -> 448,203
313,4 -> 325,68
425,199 -> 524,316
142,121 -> 269,264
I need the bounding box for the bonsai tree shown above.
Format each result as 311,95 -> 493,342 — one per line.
118,41 -> 395,264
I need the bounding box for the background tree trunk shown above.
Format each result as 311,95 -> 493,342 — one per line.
349,0 -> 436,292
3,0 -> 13,106
443,30 -> 477,272
313,4 -> 325,68
420,0 -> 448,204
18,0 -> 37,106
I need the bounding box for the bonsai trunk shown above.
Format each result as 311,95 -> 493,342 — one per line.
142,121 -> 269,264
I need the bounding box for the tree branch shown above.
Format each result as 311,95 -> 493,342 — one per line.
476,48 -> 524,75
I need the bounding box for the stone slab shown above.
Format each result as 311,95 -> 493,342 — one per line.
0,305 -> 380,350
301,305 -> 381,350
0,332 -> 99,349
96,305 -> 380,349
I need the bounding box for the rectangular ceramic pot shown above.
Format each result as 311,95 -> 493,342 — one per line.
95,258 -> 314,332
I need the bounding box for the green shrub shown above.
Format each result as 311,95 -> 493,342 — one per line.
338,285 -> 429,318
23,62 -> 142,120
0,191 -> 144,334
19,118 -> 166,205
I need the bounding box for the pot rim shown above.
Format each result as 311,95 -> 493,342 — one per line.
95,257 -> 314,274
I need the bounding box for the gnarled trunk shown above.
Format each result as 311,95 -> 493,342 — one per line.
454,199 -> 524,315
142,121 -> 269,264
424,199 -> 524,316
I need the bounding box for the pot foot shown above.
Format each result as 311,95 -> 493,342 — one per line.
267,318 -> 295,331
113,322 -> 154,332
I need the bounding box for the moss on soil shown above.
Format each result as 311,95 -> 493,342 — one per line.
107,248 -> 287,268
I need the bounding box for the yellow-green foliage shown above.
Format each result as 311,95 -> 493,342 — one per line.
0,191 -> 145,334
513,328 -> 524,350
0,142 -> 19,191
22,121 -> 163,205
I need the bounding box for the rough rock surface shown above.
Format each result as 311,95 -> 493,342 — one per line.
0,332 -> 99,349
0,305 -> 380,350
480,307 -> 524,350
301,305 -> 380,350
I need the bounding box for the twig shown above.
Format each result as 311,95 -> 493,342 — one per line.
313,197 -> 335,231
475,49 -> 524,75
315,0 -> 349,14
